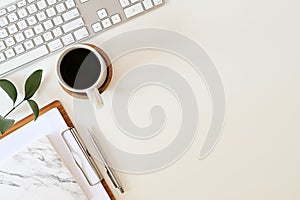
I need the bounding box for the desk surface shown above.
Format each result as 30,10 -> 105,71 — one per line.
1,0 -> 300,199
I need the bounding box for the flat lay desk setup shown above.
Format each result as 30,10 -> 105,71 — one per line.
1,0 -> 300,199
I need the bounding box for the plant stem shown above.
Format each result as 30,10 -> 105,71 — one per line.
4,100 -> 25,118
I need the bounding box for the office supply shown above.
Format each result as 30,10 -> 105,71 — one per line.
88,129 -> 124,193
0,100 -> 115,200
0,0 -> 165,76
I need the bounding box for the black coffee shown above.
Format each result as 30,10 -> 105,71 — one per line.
60,48 -> 101,90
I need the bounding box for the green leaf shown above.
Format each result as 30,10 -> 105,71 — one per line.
27,100 -> 39,120
0,115 -> 15,134
24,70 -> 43,100
0,79 -> 18,104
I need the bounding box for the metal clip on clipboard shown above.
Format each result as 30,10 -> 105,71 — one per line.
61,127 -> 102,186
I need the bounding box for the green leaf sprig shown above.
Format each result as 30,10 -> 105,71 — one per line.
0,70 -> 43,134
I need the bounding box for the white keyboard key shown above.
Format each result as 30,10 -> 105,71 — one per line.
91,22 -> 102,32
53,16 -> 63,25
0,53 -> 5,63
65,0 -> 76,9
17,20 -> 28,30
119,0 -> 130,8
62,33 -> 74,45
48,39 -> 63,52
111,14 -> 121,24
24,28 -> 34,38
37,0 -> 47,9
27,0 -> 36,3
130,0 -> 139,3
0,41 -> 5,50
153,0 -> 163,6
36,11 -> 47,21
143,0 -> 153,10
62,18 -> 84,33
17,0 -> 27,7
24,40 -> 35,50
5,49 -> 15,59
8,24 -> 18,34
0,45 -> 49,73
43,31 -> 53,41
33,35 -> 44,45
0,9 -> 7,17
7,5 -> 17,12
27,16 -> 37,25
0,17 -> 8,27
73,27 -> 89,40
53,27 -> 63,37
56,3 -> 66,13
43,20 -> 54,30
5,37 -> 15,47
0,29 -> 8,38
14,44 -> 25,54
101,18 -> 112,28
97,9 -> 107,19
17,8 -> 28,18
34,24 -> 44,34
62,8 -> 80,22
47,0 -> 56,6
124,3 -> 144,18
15,32 -> 25,42
27,4 -> 38,14
46,7 -> 56,17
7,13 -> 18,23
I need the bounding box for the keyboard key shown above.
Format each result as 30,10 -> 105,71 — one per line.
34,24 -> 44,34
62,8 -> 80,22
47,0 -> 56,6
8,24 -> 18,34
5,37 -> 15,47
14,44 -> 25,54
153,0 -> 163,6
17,0 -> 27,8
17,20 -> 28,30
0,41 -> 6,50
46,7 -> 56,17
97,9 -> 107,19
0,17 -> 8,27
56,3 -> 66,13
91,22 -> 102,33
130,0 -> 139,3
62,33 -> 74,45
7,5 -> 17,12
62,18 -> 84,33
0,53 -> 5,63
53,16 -> 63,25
73,27 -> 89,40
48,39 -> 63,52
27,16 -> 37,25
37,11 -> 47,21
0,9 -> 7,17
52,27 -> 63,37
37,0 -> 47,9
43,20 -> 54,30
124,3 -> 144,18
27,0 -> 36,3
119,0 -> 130,8
0,29 -> 8,38
101,18 -> 112,28
17,8 -> 28,18
7,13 -> 18,23
65,0 -> 76,9
43,31 -> 53,41
143,0 -> 154,10
27,4 -> 38,14
5,49 -> 15,59
111,14 -> 121,24
24,28 -> 34,38
24,40 -> 34,50
33,35 -> 44,45
15,32 -> 25,42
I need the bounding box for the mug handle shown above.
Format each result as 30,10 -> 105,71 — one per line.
86,88 -> 103,107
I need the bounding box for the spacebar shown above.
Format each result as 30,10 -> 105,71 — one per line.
0,46 -> 49,76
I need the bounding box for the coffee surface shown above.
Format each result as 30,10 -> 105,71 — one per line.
60,48 -> 101,90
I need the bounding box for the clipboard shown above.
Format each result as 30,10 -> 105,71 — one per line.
0,100 -> 115,200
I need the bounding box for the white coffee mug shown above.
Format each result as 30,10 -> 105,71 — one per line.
56,44 -> 109,107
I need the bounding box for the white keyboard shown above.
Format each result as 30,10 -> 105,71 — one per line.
0,0 -> 164,76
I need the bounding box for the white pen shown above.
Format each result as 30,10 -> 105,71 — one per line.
88,129 -> 125,193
